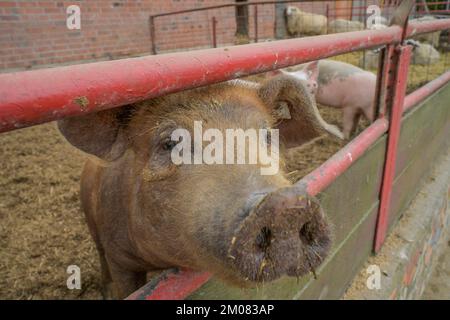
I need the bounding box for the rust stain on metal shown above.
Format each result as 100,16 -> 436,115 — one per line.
73,96 -> 89,111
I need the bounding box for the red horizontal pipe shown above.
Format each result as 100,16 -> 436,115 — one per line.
0,27 -> 402,133
404,70 -> 450,112
406,18 -> 450,38
297,118 -> 389,196
375,45 -> 412,253
125,270 -> 211,300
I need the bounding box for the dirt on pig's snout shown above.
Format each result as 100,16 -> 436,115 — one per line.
0,105 -> 349,299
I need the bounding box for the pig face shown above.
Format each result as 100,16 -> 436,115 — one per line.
58,74 -> 332,287
290,61 -> 319,96
267,62 -> 319,97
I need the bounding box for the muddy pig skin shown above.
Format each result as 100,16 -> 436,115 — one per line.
57,75 -> 334,299
285,60 -> 377,139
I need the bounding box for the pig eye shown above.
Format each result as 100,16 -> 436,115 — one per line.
162,140 -> 177,151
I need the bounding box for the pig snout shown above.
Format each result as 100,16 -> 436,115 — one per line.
228,187 -> 331,282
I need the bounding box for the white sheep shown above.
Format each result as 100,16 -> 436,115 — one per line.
360,40 -> 440,69
285,6 -> 327,36
412,42 -> 441,65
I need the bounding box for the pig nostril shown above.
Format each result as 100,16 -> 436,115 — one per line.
299,222 -> 315,243
256,227 -> 272,250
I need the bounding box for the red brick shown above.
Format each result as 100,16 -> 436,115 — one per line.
1,0 -> 284,70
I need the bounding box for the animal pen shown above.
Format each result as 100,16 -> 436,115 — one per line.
0,0 -> 449,299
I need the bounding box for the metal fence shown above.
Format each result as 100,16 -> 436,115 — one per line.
147,0 -> 450,89
148,0 -> 450,54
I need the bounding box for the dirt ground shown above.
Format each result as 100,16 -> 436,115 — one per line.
1,52 -> 449,299
0,123 -> 102,299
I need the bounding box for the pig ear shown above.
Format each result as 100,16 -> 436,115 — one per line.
57,107 -> 134,161
303,61 -> 319,82
258,74 -> 344,148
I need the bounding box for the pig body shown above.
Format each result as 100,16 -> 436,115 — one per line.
288,60 -> 377,139
58,75 -> 335,298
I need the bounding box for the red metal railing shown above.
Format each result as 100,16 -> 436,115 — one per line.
148,0 -> 301,54
0,0 -> 449,300
0,26 -> 403,133
0,18 -> 447,133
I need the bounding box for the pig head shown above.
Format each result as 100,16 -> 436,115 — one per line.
58,74 -> 333,298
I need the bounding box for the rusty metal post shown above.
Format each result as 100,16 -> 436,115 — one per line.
212,16 -> 217,48
374,0 -> 415,252
374,45 -> 396,118
254,5 -> 258,43
149,16 -> 157,55
374,45 -> 412,252
326,4 -> 329,34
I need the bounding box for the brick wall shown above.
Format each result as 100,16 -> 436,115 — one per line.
1,0 -> 233,71
0,0 -> 380,72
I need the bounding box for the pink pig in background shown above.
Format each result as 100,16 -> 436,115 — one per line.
279,60 -> 378,139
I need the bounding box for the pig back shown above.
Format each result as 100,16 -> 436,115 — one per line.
316,61 -> 376,108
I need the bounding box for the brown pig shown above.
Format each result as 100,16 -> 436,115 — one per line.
58,74 -> 334,299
